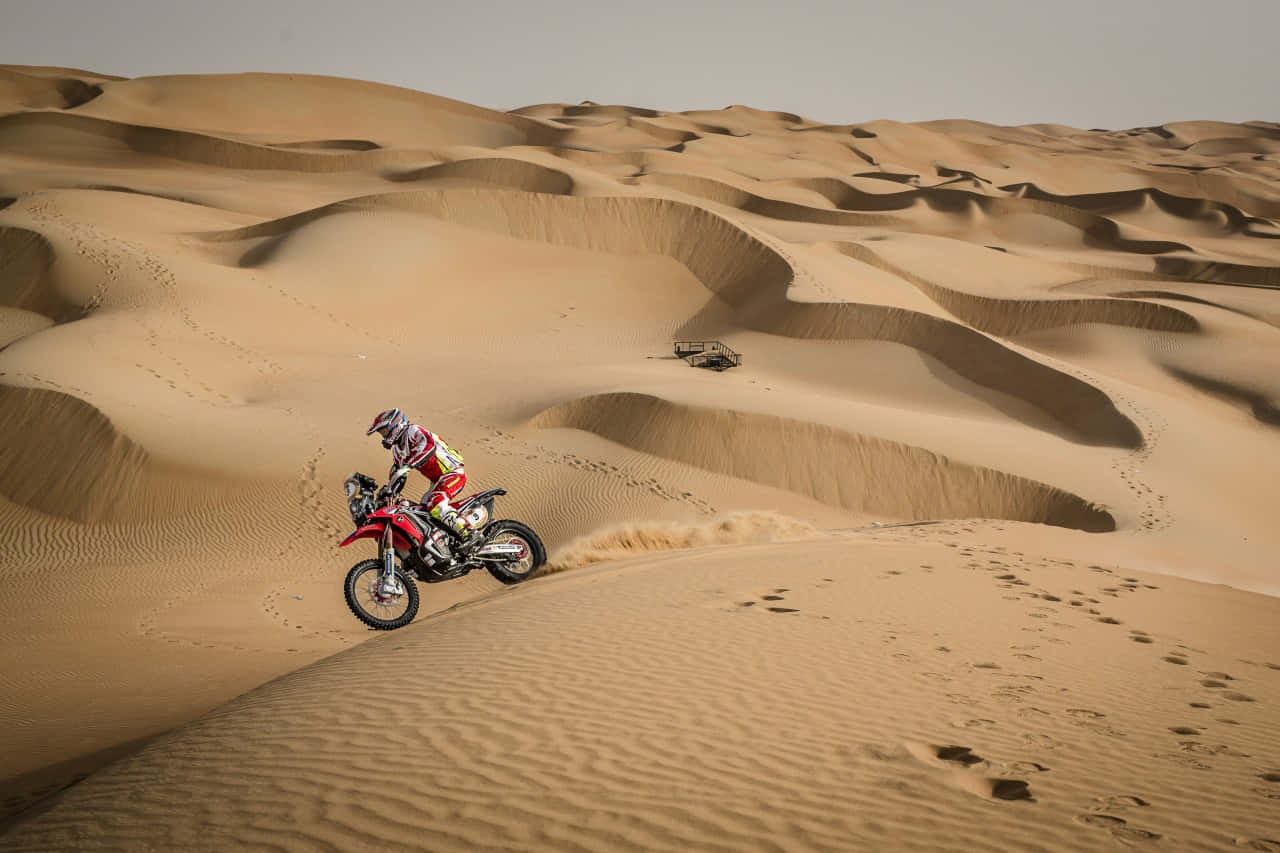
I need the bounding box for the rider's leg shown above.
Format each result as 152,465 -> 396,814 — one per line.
425,471 -> 471,539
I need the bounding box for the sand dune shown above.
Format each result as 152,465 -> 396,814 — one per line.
70,72 -> 554,148
1,69 -> 1279,848
0,386 -> 238,523
638,168 -> 1280,289
1163,365 -> 1280,427
0,69 -> 103,111
201,188 -> 1149,447
0,225 -> 60,317
7,532 -> 1280,851
533,392 -> 1115,530
384,157 -> 576,194
0,111 -> 436,173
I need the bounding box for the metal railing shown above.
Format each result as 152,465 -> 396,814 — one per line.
673,340 -> 742,370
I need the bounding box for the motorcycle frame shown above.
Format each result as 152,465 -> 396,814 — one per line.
338,488 -> 508,578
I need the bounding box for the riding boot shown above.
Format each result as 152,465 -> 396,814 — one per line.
443,511 -> 479,552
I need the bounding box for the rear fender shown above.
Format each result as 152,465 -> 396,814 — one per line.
457,488 -> 506,527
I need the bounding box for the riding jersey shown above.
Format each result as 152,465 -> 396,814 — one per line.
389,424 -> 464,485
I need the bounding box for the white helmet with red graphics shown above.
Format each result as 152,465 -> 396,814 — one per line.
367,408 -> 409,449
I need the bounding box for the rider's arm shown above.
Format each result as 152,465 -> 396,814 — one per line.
383,426 -> 430,499
382,466 -> 411,500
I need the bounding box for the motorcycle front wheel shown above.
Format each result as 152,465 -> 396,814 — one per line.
344,558 -> 420,630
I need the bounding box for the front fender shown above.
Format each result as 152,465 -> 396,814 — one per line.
340,522 -> 385,547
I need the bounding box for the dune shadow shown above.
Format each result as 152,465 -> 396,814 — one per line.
1163,365 -> 1280,427
533,392 -> 1116,532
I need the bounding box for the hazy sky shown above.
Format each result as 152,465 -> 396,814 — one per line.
3,0 -> 1276,128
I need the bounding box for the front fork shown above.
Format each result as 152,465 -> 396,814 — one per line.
379,524 -> 402,593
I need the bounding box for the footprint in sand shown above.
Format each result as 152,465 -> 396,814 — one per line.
1092,794 -> 1150,811
950,718 -> 996,729
1180,742 -> 1249,758
931,745 -> 984,767
1158,751 -> 1213,771
736,590 -> 799,614
1009,761 -> 1050,773
975,778 -> 1033,801
905,743 -> 1034,801
1066,708 -> 1106,720
1075,813 -> 1161,842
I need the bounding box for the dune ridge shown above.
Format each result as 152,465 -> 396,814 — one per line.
69,72 -> 555,148
202,188 -> 1144,446
644,169 -> 1280,272
384,157 -> 576,194
1162,365 -> 1280,427
0,111 -> 438,173
832,240 -> 1200,336
0,68 -> 104,111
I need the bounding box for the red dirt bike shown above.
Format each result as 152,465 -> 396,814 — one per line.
339,472 -> 546,630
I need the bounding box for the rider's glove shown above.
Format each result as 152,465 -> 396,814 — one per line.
378,475 -> 407,503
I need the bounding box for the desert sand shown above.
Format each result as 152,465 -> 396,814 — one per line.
1,65 -> 1278,850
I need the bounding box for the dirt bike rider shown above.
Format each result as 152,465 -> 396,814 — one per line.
366,408 -> 478,551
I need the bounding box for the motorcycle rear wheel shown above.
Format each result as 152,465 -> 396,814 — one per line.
344,558 -> 420,630
482,520 -> 547,585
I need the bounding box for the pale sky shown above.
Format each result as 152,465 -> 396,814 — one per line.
3,0 -> 1275,129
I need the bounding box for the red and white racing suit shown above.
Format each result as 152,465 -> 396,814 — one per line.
388,424 -> 469,534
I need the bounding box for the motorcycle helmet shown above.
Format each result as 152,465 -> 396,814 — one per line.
367,408 -> 409,449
